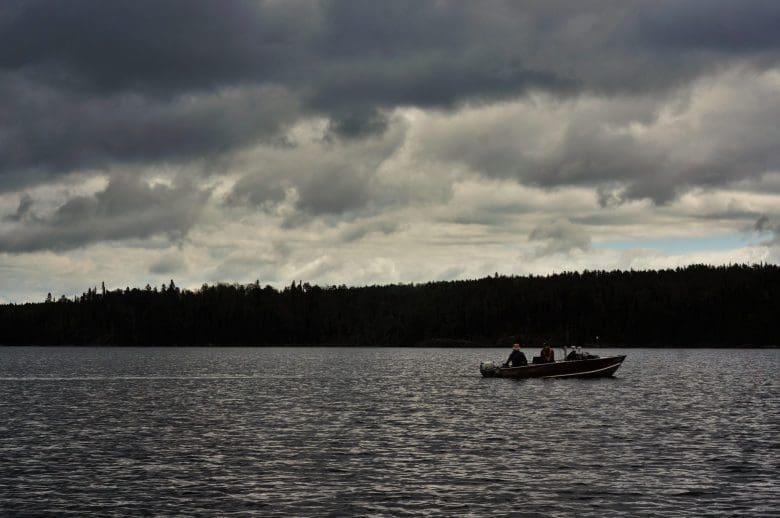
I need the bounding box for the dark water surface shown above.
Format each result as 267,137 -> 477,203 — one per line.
1,347 -> 777,516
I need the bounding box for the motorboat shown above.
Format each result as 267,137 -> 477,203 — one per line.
480,352 -> 626,379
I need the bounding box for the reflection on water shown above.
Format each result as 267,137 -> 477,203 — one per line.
0,347 -> 778,516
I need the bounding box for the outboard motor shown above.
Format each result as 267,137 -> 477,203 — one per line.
480,360 -> 498,376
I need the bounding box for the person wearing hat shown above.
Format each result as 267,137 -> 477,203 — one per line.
503,343 -> 528,367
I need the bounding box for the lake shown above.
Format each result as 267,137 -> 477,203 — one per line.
1,347 -> 777,516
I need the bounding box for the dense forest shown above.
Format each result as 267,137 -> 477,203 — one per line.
1,264 -> 778,347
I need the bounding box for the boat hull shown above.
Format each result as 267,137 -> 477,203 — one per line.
481,355 -> 626,379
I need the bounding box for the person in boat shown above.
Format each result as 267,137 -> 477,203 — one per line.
503,343 -> 528,367
566,346 -> 583,360
540,343 -> 555,363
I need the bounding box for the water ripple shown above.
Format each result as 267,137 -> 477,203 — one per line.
0,347 -> 777,516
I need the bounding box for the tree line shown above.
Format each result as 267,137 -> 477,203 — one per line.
1,264 -> 777,347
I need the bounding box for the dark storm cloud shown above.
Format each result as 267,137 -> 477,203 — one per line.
0,76 -> 298,191
0,174 -> 209,252
228,160 -> 374,222
534,123 -> 666,199
755,215 -> 780,246
225,122 -> 407,221
0,0 -> 315,93
635,0 -> 780,53
2,0 -> 778,186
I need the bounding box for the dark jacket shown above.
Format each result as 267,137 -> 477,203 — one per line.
504,350 -> 528,367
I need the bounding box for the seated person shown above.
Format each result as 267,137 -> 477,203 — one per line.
503,343 -> 528,367
540,343 -> 555,363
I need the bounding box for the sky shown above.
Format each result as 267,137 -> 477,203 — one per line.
1,0 -> 780,303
